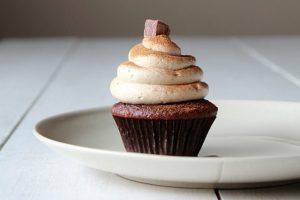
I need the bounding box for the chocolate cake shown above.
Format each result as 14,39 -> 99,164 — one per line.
112,99 -> 217,120
112,100 -> 217,156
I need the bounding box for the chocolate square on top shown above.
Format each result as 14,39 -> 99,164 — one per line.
144,19 -> 170,37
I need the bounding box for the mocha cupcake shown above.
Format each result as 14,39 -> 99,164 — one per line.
110,19 -> 218,156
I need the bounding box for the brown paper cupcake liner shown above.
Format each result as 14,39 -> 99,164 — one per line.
113,116 -> 216,156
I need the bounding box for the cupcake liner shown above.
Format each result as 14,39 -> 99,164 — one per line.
113,116 -> 216,156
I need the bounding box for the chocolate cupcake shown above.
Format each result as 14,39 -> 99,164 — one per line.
110,19 -> 218,156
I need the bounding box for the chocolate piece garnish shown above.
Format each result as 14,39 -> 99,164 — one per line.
144,19 -> 170,37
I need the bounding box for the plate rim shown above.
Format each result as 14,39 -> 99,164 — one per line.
33,100 -> 300,162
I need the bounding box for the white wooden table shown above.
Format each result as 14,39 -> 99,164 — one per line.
0,37 -> 299,200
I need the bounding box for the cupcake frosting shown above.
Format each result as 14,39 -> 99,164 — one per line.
110,20 -> 209,104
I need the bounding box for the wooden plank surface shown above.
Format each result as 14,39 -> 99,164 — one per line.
0,38 -> 75,148
175,37 -> 300,101
217,37 -> 300,200
0,38 -> 218,200
0,37 -> 299,200
219,183 -> 300,200
240,37 -> 300,82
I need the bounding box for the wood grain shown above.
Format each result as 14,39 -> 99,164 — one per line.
219,183 -> 300,200
0,37 -> 299,199
240,37 -> 300,80
0,38 -> 219,200
236,37 -> 300,88
174,37 -> 300,101
0,38 -> 74,148
217,37 -> 300,200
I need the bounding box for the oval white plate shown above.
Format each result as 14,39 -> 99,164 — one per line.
34,100 -> 300,188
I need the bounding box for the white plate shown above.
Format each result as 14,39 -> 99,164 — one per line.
34,100 -> 300,188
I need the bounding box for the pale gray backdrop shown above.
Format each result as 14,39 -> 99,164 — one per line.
1,0 -> 300,37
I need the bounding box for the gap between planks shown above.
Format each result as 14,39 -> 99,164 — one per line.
214,189 -> 222,200
231,38 -> 300,89
0,39 -> 78,151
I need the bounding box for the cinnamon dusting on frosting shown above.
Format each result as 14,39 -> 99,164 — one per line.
110,19 -> 209,104
142,35 -> 180,55
129,44 -> 195,63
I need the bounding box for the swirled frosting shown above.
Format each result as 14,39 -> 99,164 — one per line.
110,30 -> 208,104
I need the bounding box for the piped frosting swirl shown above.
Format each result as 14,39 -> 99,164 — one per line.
110,20 -> 208,104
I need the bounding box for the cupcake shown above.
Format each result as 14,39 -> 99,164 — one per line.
110,19 -> 218,156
